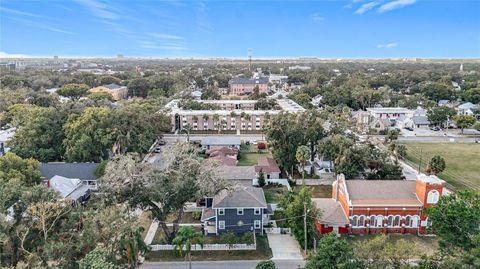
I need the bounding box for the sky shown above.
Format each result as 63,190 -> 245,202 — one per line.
0,0 -> 479,58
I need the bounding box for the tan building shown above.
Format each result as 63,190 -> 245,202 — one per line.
165,99 -> 305,133
89,83 -> 128,101
228,77 -> 269,96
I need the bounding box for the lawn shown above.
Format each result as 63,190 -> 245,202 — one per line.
146,235 -> 272,261
402,142 -> 480,191
346,234 -> 439,257
263,186 -> 288,203
294,185 -> 332,198
237,152 -> 271,166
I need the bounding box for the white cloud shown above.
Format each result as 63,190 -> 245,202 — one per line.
377,42 -> 398,48
74,0 -> 119,19
0,7 -> 43,18
0,51 -> 31,58
378,0 -> 416,13
149,33 -> 185,40
7,16 -> 74,34
355,1 -> 380,14
311,13 -> 325,22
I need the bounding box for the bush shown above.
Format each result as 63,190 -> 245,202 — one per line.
367,128 -> 378,135
94,160 -> 108,178
258,142 -> 266,150
379,129 -> 388,135
312,175 -> 320,179
192,211 -> 202,220
256,260 -> 276,269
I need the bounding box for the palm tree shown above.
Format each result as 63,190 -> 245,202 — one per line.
296,145 -> 310,185
120,226 -> 149,269
172,226 -> 204,269
182,123 -> 193,142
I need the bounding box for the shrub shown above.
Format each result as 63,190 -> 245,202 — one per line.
258,142 -> 266,150
192,211 -> 202,220
256,260 -> 276,269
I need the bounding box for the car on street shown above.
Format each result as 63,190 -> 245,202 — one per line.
158,139 -> 166,145
404,127 -> 414,131
154,147 -> 161,153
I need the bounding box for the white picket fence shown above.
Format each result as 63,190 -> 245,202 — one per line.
264,227 -> 291,234
150,243 -> 256,251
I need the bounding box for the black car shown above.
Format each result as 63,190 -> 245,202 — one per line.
404,127 -> 414,131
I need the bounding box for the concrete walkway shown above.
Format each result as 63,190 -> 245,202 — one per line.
267,234 -> 303,260
144,220 -> 159,245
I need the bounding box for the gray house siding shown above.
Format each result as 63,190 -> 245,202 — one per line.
216,208 -> 264,234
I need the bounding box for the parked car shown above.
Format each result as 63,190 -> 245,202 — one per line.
154,147 -> 161,153
158,139 -> 166,145
404,127 -> 414,131
430,126 -> 441,131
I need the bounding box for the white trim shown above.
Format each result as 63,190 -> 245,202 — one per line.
254,220 -> 261,229
218,221 -> 225,229
237,208 -> 244,216
218,208 -> 225,216
254,208 -> 261,215
427,190 -> 440,204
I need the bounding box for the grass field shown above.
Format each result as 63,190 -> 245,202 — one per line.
237,152 -> 270,166
402,142 -> 480,191
346,234 -> 439,257
147,236 -> 272,261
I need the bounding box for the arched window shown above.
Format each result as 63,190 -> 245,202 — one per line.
376,215 -> 384,227
387,215 -> 394,227
411,215 -> 419,228
427,190 -> 440,204
369,215 -> 376,226
351,216 -> 358,227
405,215 -> 412,227
358,216 -> 366,227
393,215 -> 401,227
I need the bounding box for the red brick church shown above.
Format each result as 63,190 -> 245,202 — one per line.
314,173 -> 445,235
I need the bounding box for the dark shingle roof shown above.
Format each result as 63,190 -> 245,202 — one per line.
229,77 -> 269,85
40,163 -> 99,181
412,116 -> 430,125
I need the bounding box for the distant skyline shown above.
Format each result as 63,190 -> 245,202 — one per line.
1,0 -> 479,58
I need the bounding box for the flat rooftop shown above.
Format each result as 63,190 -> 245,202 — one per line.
165,98 -> 305,114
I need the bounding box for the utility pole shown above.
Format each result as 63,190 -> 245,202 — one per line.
304,203 -> 307,255
418,148 -> 423,173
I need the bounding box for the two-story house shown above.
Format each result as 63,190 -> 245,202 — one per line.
201,187 -> 271,235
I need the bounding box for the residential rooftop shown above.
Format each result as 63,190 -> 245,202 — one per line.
40,162 -> 99,181
212,186 -> 267,208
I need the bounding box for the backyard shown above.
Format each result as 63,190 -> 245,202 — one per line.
402,142 -> 480,191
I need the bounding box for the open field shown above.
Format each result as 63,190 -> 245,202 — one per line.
146,236 -> 272,261
346,234 -> 439,257
402,142 -> 480,191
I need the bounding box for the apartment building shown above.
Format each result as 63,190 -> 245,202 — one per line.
165,99 -> 305,133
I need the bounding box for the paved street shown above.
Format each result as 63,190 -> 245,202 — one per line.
141,260 -> 304,269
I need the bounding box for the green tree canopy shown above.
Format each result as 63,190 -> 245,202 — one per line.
427,155 -> 446,175
454,115 -> 476,133
427,106 -> 456,127
57,83 -> 90,100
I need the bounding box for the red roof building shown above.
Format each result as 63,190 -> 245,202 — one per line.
315,173 -> 445,235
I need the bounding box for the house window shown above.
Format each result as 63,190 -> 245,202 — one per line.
387,215 -> 394,226
393,215 -> 401,227
254,220 -> 261,229
218,209 -> 224,216
351,215 -> 358,227
427,190 -> 440,204
376,215 -> 383,227
369,215 -> 376,227
409,215 -> 419,228
358,216 -> 366,227
218,221 -> 225,229
254,208 -> 261,215
237,208 -> 244,215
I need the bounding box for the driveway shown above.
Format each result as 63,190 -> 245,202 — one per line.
267,234 -> 303,260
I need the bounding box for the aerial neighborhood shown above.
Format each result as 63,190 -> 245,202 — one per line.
1,57 -> 478,269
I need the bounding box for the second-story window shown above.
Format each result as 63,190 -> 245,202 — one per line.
218,209 -> 224,215
254,208 -> 261,215
237,208 -> 244,215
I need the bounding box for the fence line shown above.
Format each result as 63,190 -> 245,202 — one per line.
150,242 -> 256,251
